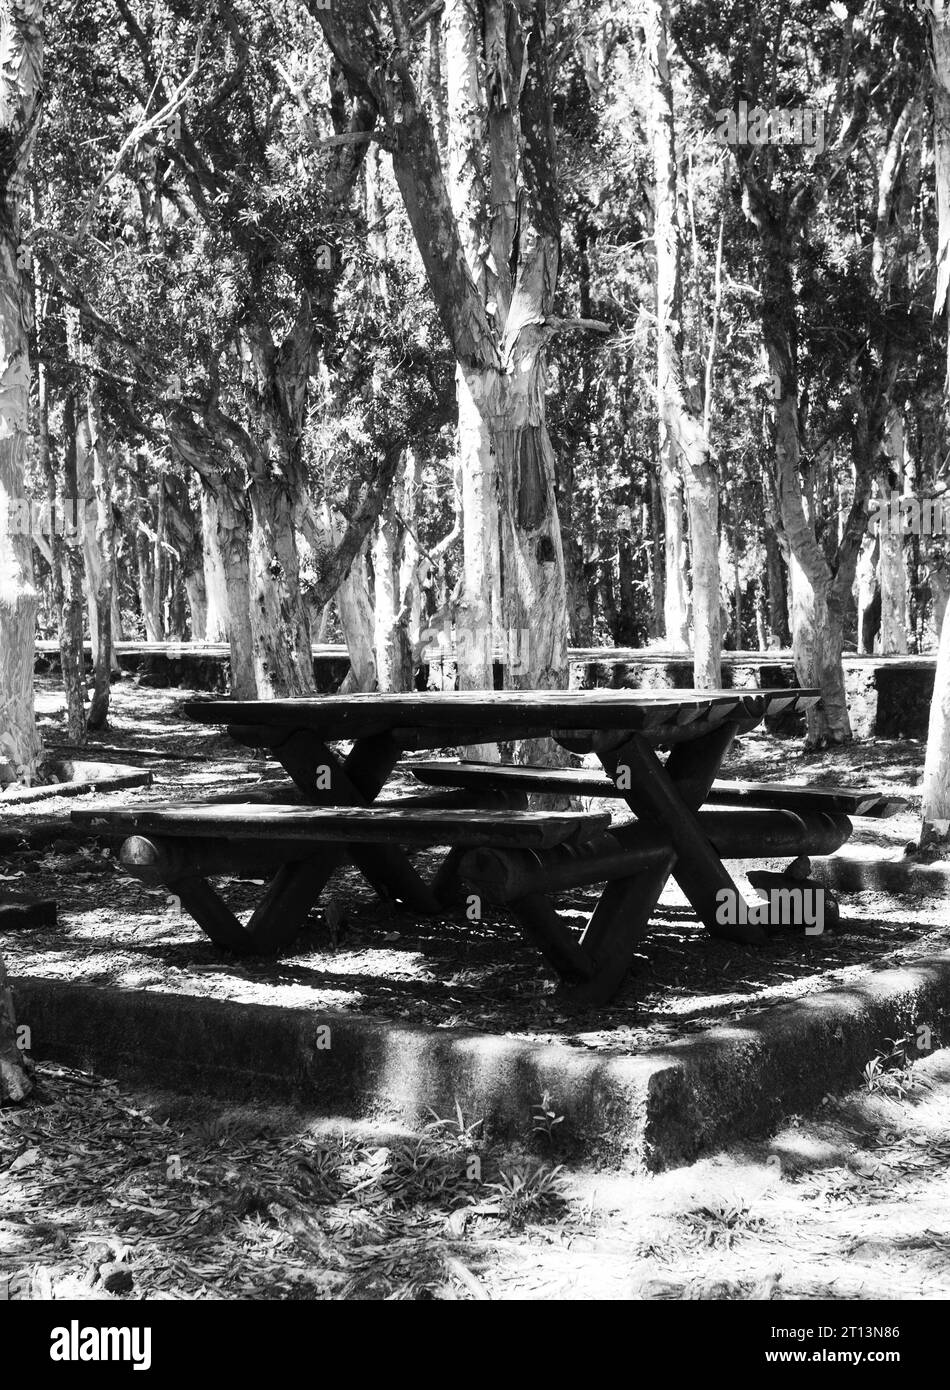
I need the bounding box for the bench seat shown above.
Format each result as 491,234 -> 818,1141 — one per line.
407,760 -> 907,819
71,801 -> 611,850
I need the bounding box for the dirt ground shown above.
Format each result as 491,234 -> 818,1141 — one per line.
0,677 -> 947,1053
3,1046 -> 950,1300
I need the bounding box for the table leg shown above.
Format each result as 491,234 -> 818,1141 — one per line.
506,893 -> 595,983
269,728 -> 441,913
601,730 -> 767,946
244,852 -> 346,951
564,849 -> 678,1008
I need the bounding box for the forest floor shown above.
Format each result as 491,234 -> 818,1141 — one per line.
2,1047 -> 950,1300
0,675 -> 946,1054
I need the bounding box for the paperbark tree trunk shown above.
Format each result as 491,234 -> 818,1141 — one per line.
855,527 -> 881,654
760,238 -> 853,744
930,560 -> 950,640
0,950 -> 31,1104
445,0 -> 500,750
166,413 -> 254,694
646,0 -> 720,683
659,463 -> 689,648
336,541 -> 376,692
879,412 -> 908,655
40,374 -> 86,742
200,485 -> 229,643
305,499 -> 377,693
238,319 -> 316,698
0,0 -> 42,788
372,449 -> 416,693
313,0 -> 570,734
86,379 -> 114,729
207,479 -> 254,697
922,1 -> 950,840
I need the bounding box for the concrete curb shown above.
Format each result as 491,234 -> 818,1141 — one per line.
11,956 -> 950,1170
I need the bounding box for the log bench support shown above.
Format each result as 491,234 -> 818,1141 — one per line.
79,804 -> 611,964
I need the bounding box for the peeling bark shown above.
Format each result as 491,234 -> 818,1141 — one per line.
0,0 -> 43,788
923,1 -> 950,838
86,378 -> 114,729
41,376 -> 86,742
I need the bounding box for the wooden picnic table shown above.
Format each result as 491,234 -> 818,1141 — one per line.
169,688 -> 833,1001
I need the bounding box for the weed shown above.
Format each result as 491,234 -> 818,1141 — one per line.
531,1090 -> 565,1144
480,1162 -> 568,1229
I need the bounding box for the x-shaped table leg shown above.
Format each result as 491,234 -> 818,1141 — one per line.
549,721 -> 765,1008
231,724 -> 441,914
597,722 -> 767,947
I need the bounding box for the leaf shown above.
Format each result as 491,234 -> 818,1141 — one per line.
9,1147 -> 40,1172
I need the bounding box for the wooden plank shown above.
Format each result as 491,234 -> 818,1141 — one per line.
183,688 -> 820,741
74,803 -> 611,849
409,760 -> 902,817
706,781 -> 904,816
409,759 -> 614,796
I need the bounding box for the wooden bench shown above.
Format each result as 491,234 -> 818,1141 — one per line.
70,802 -> 611,977
408,760 -> 908,819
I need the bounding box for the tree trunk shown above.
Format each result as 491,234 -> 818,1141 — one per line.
184,566 -> 207,641
41,375 -> 86,743
646,0 -> 720,682
336,541 -> 376,692
238,319 -> 316,699
763,522 -> 790,647
0,0 -> 42,788
446,0 -> 500,758
200,485 -> 229,642
659,461 -> 689,648
856,527 -> 881,654
922,601 -> 950,840
762,249 -> 852,744
86,380 -> 114,729
687,464 -> 721,683
246,476 -> 315,697
372,450 -> 415,693
922,1 -> 950,841
208,478 -> 254,697
648,467 -> 665,636
0,951 -> 31,1104
879,411 -> 908,654
317,0 -> 570,747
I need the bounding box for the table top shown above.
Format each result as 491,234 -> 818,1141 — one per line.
184,687 -> 821,743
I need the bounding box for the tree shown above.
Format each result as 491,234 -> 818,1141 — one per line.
0,0 -> 43,789
0,952 -> 31,1104
922,0 -> 950,846
313,0 -> 573,718
644,0 -> 722,686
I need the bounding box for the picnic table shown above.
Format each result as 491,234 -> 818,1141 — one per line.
73,687 -> 867,1006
